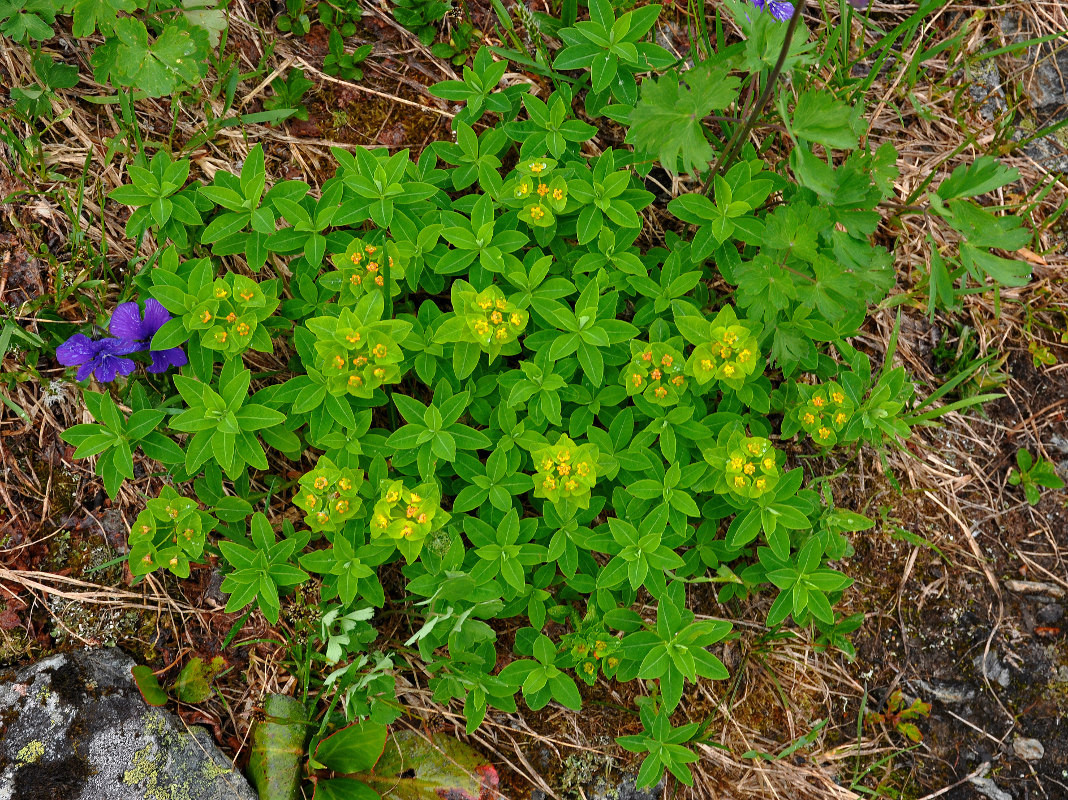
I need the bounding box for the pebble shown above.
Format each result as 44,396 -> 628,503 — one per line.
1013,736 -> 1045,762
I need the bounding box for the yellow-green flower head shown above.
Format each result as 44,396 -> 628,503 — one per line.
686,306 -> 761,391
448,280 -> 528,361
531,435 -> 598,510
129,487 -> 208,579
369,480 -> 449,554
333,236 -> 405,305
796,381 -> 854,447
513,158 -> 567,227
310,308 -> 404,399
724,436 -> 780,500
623,342 -> 687,406
193,272 -> 273,358
295,457 -> 365,532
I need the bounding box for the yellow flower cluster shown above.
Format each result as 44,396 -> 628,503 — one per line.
531,435 -> 598,510
723,436 -> 780,500
796,381 -> 854,447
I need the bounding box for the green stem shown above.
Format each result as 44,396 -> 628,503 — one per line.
703,0 -> 806,193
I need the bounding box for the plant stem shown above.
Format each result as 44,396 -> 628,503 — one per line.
703,0 -> 807,193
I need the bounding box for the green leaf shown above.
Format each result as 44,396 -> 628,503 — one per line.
626,64 -> 739,176
364,730 -> 497,800
248,694 -> 306,800
789,89 -> 860,149
173,656 -> 226,703
315,721 -> 387,774
131,665 -> 168,706
314,779 -> 381,800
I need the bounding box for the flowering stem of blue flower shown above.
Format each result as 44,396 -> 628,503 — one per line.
703,0 -> 806,194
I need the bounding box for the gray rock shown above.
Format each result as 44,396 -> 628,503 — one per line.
973,651 -> 1012,688
997,12 -> 1068,174
970,776 -> 1013,800
1001,14 -> 1068,117
909,679 -> 975,705
1037,603 -> 1064,625
0,648 -> 257,800
1013,736 -> 1045,762
533,775 -> 665,800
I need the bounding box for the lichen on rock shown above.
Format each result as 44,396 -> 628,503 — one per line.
0,648 -> 256,800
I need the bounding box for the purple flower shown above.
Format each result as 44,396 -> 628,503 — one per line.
751,0 -> 795,21
109,299 -> 188,373
56,335 -> 139,383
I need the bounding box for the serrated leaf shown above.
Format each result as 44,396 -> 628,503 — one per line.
626,65 -> 740,176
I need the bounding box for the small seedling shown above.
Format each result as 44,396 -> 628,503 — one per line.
318,0 -> 362,36
324,31 -> 372,80
431,21 -> 476,65
277,0 -> 312,34
264,68 -> 316,121
1009,449 -> 1065,505
865,689 -> 931,742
